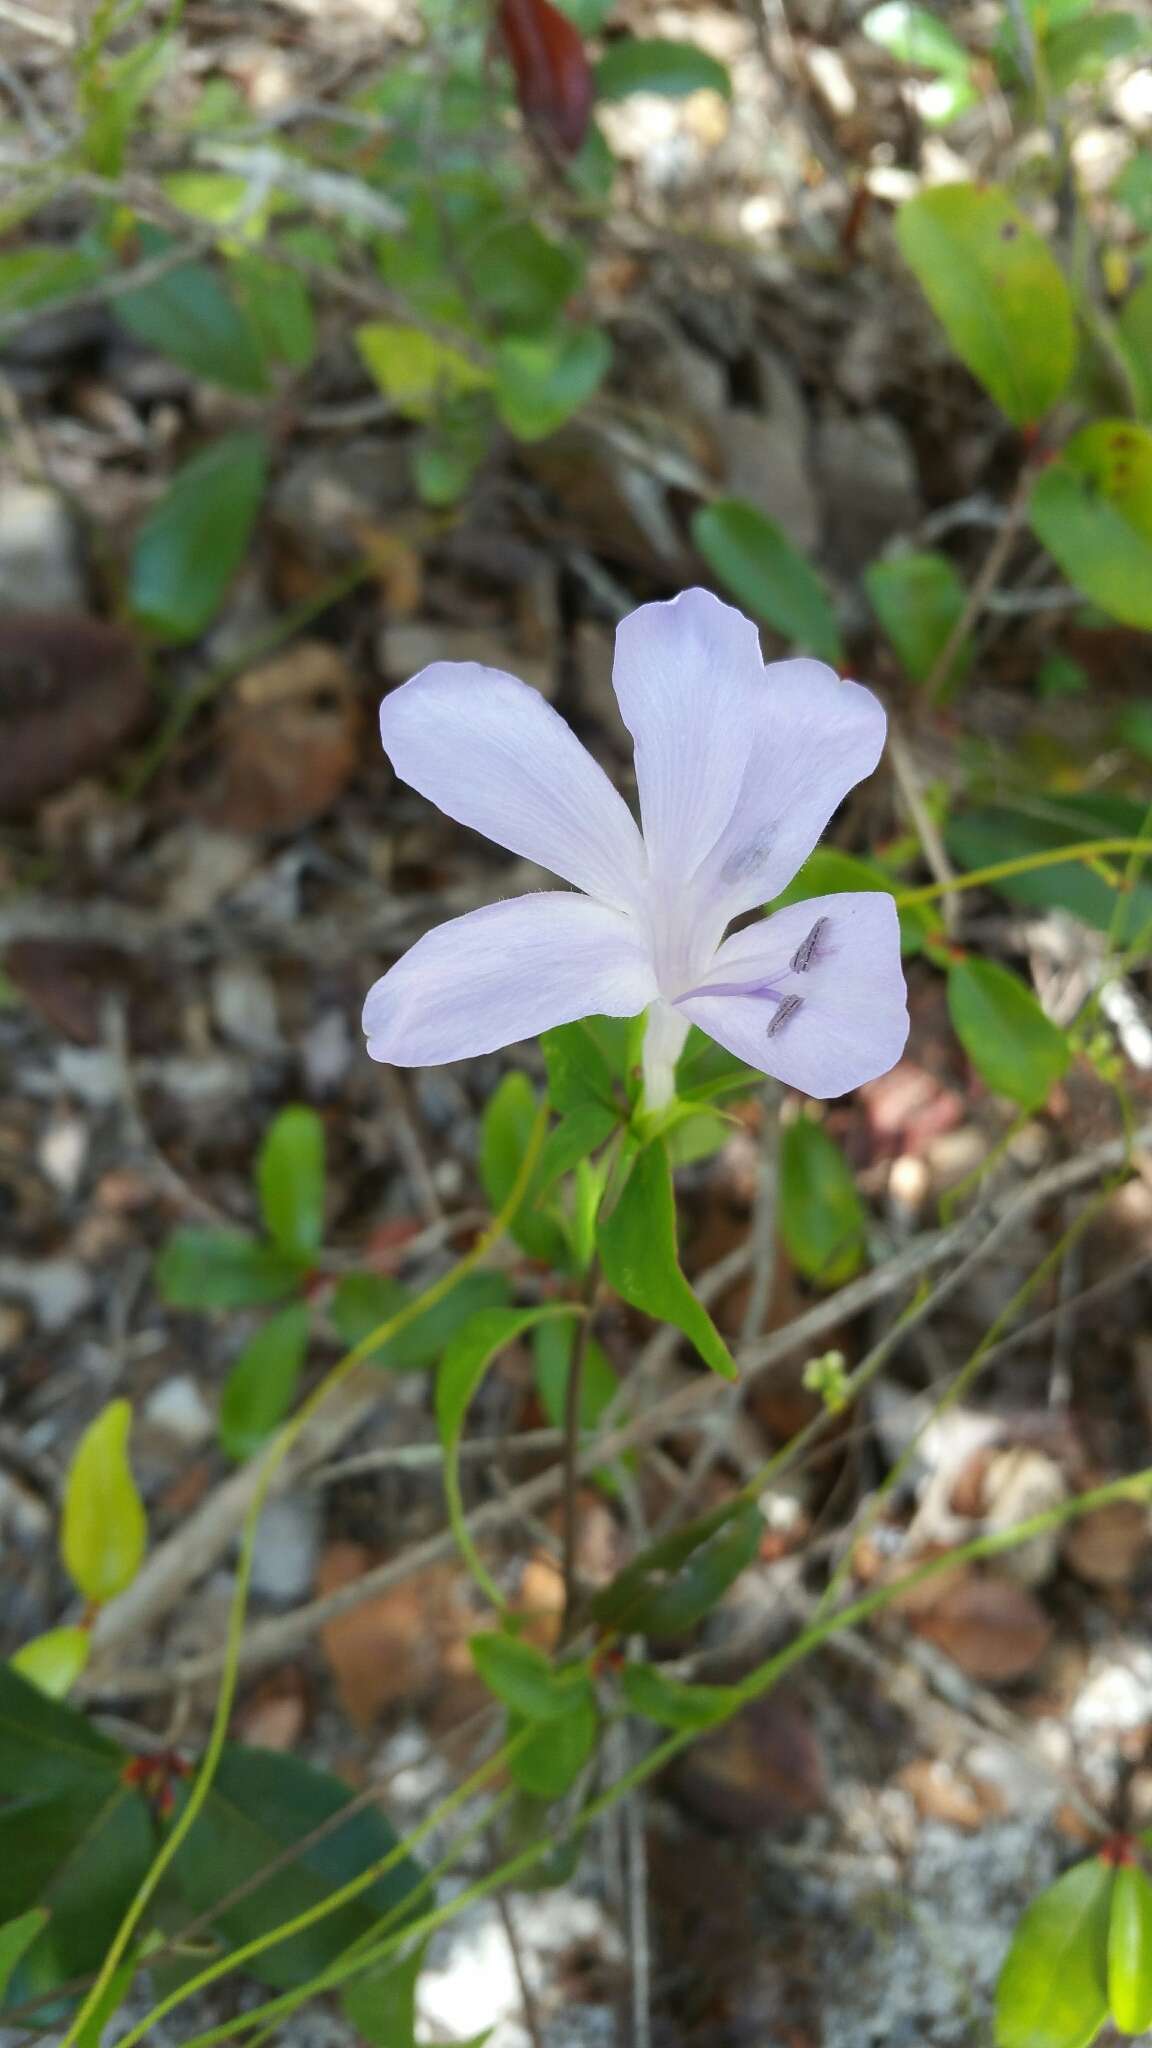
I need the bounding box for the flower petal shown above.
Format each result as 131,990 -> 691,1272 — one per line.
363,893 -> 657,1066
677,893 -> 908,1098
611,588 -> 764,893
381,663 -> 646,913
693,659 -> 888,927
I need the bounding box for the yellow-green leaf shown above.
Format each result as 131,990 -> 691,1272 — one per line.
1107,1861 -> 1152,2036
1029,421 -> 1152,631
10,1627 -> 91,1699
61,1401 -> 147,1605
356,321 -> 490,422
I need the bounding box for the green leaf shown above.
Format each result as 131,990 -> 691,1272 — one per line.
620,1662 -> 740,1730
257,1105 -> 326,1262
692,500 -> 842,664
10,1627 -> 91,1700
598,1141 -> 736,1380
1118,699 -> 1152,761
436,1305 -> 581,1601
532,1316 -> 628,1494
219,1303 -> 311,1460
229,254 -> 315,370
0,1911 -> 49,2004
1044,11 -> 1146,88
342,1940 -> 427,2048
114,234 -> 268,394
534,1103 -> 618,1200
609,1501 -> 765,1637
896,183 -> 1075,425
947,957 -> 1071,1110
508,1688 -> 598,1798
130,428 -> 268,643
155,1228 -> 305,1310
469,1634 -> 592,1721
945,795 -> 1152,942
1118,272 -> 1152,419
865,549 -> 970,690
996,1856 -> 1113,2048
1107,1861 -> 1152,2035
541,1020 -> 621,1114
357,320 -> 491,421
595,37 -> 732,100
0,240 -> 109,315
468,221 -> 582,335
61,1399 -> 147,1605
779,1117 -> 868,1288
770,848 -> 935,955
172,1745 -> 425,1991
1030,422 -> 1152,627
494,325 -> 611,441
480,1073 -> 568,1267
330,1269 -> 510,1371
1115,153 -> 1152,232
862,3 -> 976,120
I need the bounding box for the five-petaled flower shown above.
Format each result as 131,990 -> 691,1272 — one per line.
363,588 -> 909,1108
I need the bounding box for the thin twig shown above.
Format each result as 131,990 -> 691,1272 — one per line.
493,1888 -> 546,2048
923,462 -> 1036,703
561,1260 -> 601,1636
887,722 -> 960,937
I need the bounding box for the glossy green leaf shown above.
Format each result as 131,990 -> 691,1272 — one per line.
595,37 -> 732,100
1030,422 -> 1152,627
61,1400 -> 146,1605
862,2 -> 976,120
779,1117 -> 868,1288
945,794 -> 1152,943
620,1662 -> 740,1730
597,1141 -> 736,1380
330,1269 -> 510,1371
996,1856 -> 1113,2048
897,183 -> 1075,425
257,1105 -> 326,1262
947,957 -> 1071,1109
10,1627 -> 91,1700
172,1745 -> 424,1990
0,1910 -> 49,2004
508,1688 -> 598,1798
155,1228 -> 305,1310
480,1072 -> 568,1267
219,1303 -> 311,1460
470,1634 -> 592,1721
494,324 -> 611,441
1044,11 -> 1146,89
130,428 -> 268,643
229,254 -> 315,370
1118,273 -> 1152,419
357,321 -> 491,421
692,500 -> 842,664
865,549 -> 970,690
1107,1861 -> 1152,2035
114,235 -> 268,394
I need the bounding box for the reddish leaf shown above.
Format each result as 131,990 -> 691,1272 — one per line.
498,0 -> 594,155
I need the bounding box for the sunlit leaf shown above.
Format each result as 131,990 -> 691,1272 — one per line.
597,1141 -> 736,1379
996,1856 -> 1112,2048
1107,1861 -> 1152,2036
61,1400 -> 146,1606
470,1633 -> 592,1721
10,1627 -> 91,1700
1030,422 -> 1152,628
357,321 -> 491,421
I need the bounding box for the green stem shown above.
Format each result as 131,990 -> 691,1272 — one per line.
894,837 -> 1152,910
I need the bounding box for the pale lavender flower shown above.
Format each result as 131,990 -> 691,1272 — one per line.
363,588 -> 908,1108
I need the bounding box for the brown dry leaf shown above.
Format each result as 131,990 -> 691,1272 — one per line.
204,641 -> 361,835
899,1758 -> 1005,1832
353,526 -> 423,616
316,1543 -> 476,1730
914,1571 -> 1052,1683
1063,1501 -> 1150,1587
671,1687 -> 826,1835
238,1670 -> 309,1750
0,614 -> 151,817
516,1553 -> 565,1651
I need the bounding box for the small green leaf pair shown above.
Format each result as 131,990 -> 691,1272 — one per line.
997,1850 -> 1152,2048
470,1634 -> 599,1800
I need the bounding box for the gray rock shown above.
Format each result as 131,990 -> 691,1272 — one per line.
816,411 -> 922,574
143,1373 -> 214,1448
249,1490 -> 320,1604
0,480 -> 86,613
709,349 -> 820,554
272,436 -> 412,560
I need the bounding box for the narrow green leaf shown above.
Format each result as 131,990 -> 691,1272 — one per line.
114,233 -> 268,394
595,37 -> 732,100
865,548 -> 971,690
257,1105 -> 326,1261
342,1940 -> 427,2048
692,499 -> 842,664
779,1117 -> 868,1288
219,1303 -> 311,1460
996,1856 -> 1113,2048
61,1400 -> 147,1605
481,1072 -> 568,1267
10,1627 -> 91,1700
598,1141 -> 735,1380
155,1228 -> 304,1310
0,1910 -> 49,2004
1030,422 -> 1152,628
620,1662 -> 740,1730
330,1269 -> 510,1371
897,183 -> 1075,425
494,325 -> 610,441
947,957 -> 1071,1110
469,1633 -> 592,1721
1107,1861 -> 1152,2035
130,428 -> 268,643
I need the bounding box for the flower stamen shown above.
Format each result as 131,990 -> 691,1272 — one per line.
766,992 -> 805,1038
789,915 -> 828,974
